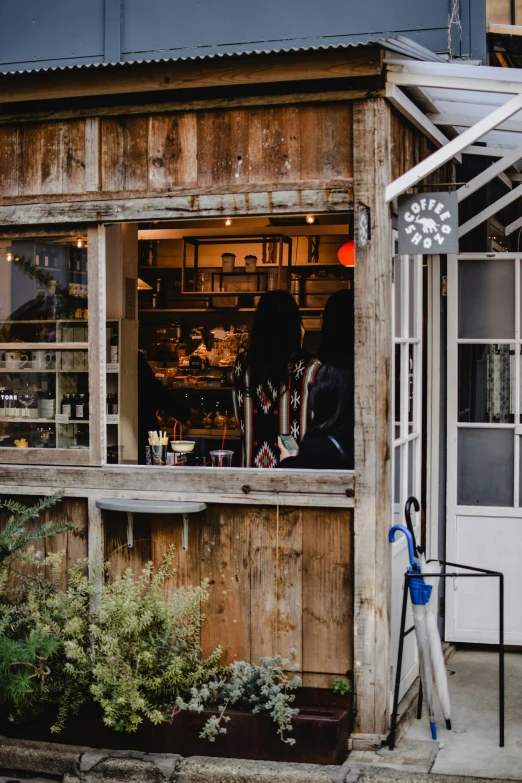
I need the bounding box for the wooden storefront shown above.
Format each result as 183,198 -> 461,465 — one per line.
0,43 -> 449,745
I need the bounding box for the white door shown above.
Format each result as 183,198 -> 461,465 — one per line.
446,253 -> 522,644
391,251 -> 423,700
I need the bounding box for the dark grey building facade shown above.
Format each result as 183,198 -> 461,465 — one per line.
0,0 -> 486,73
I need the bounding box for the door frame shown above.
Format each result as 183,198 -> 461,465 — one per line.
445,252 -> 522,644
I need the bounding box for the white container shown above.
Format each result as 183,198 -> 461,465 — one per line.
222,253 -> 236,273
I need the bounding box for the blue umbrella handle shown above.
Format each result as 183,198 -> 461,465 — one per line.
389,525 -> 417,567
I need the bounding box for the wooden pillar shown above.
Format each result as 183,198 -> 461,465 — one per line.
352,98 -> 393,740
87,224 -> 106,466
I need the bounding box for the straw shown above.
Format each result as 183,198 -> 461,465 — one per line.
221,425 -> 227,452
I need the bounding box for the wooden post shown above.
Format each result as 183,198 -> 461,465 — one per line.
87,498 -> 104,609
353,98 -> 393,739
88,224 -> 106,466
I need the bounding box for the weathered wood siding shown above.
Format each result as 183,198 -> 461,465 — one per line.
0,496 -> 88,591
0,103 -> 353,203
390,107 -> 455,187
105,504 -> 353,682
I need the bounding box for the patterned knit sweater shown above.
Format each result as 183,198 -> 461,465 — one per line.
232,351 -> 321,468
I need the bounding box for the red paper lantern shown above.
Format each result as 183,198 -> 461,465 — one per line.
338,240 -> 355,267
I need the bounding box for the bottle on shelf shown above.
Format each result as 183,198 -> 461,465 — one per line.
75,394 -> 85,420
109,328 -> 119,363
152,278 -> 167,309
111,392 -> 118,416
61,394 -> 72,417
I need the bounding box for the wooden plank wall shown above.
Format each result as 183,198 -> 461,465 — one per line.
390,108 -> 455,188
0,496 -> 88,592
0,103 -> 353,202
104,504 -> 353,682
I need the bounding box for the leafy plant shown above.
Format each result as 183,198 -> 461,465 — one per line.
0,546 -> 301,743
333,677 -> 351,696
0,492 -> 73,571
176,652 -> 302,744
0,632 -> 60,723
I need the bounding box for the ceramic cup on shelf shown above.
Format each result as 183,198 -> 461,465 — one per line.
33,351 -> 53,370
221,253 -> 236,273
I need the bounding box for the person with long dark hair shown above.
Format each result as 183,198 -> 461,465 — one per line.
278,288 -> 354,470
232,290 -> 321,468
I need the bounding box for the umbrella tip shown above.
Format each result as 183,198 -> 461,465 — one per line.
430,722 -> 438,741
446,719 -> 452,730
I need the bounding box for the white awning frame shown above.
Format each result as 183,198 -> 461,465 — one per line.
385,59 -> 522,239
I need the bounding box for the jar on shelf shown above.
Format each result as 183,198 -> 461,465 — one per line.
221,253 -> 236,273
244,254 -> 257,273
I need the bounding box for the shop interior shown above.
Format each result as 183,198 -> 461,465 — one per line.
0,215 -> 354,466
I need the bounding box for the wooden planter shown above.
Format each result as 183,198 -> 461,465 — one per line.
2,690 -> 352,766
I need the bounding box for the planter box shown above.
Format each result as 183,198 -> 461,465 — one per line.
1,689 -> 352,766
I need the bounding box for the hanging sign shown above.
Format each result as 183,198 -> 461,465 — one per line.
398,192 -> 458,254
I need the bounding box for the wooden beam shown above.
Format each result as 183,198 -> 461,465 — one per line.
87,224 -> 106,466
387,69 -> 522,95
428,111 -> 522,135
385,83 -> 462,163
0,465 -> 355,509
0,87 -> 384,125
459,182 -> 522,236
0,188 -> 352,225
353,98 -> 393,736
0,49 -> 383,104
386,93 -> 522,202
487,23 -> 522,35
457,141 -> 522,202
505,212 -> 522,235
465,145 -> 514,156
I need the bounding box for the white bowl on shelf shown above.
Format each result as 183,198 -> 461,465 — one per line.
170,440 -> 196,453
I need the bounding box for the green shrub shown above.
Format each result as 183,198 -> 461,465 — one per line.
0,546 -> 301,742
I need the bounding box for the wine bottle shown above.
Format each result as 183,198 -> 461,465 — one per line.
109,328 -> 118,363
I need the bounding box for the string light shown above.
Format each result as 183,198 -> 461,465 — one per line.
305,214 -> 316,225
76,238 -> 84,249
225,218 -> 232,227
5,250 -> 13,263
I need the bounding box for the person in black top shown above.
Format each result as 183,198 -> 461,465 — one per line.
277,289 -> 354,470
138,350 -> 190,464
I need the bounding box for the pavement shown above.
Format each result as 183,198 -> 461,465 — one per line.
351,648 -> 522,781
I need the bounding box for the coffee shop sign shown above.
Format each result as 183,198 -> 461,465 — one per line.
398,192 -> 458,255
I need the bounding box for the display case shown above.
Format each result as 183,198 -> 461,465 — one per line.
0,238 -> 92,461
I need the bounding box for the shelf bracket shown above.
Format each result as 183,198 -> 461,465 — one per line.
126,512 -> 134,549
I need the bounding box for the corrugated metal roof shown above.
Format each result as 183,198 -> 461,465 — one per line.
0,35 -> 445,76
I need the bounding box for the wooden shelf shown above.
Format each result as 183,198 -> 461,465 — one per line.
0,319 -> 88,324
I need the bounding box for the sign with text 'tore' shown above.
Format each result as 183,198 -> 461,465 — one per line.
398,192 -> 458,255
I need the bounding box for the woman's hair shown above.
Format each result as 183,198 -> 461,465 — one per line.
318,288 -> 354,368
237,290 -> 303,395
307,364 -> 353,435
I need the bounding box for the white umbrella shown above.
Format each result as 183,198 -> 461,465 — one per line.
390,523 -> 438,741
410,575 -> 438,741
404,497 -> 451,732
421,556 -> 452,730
